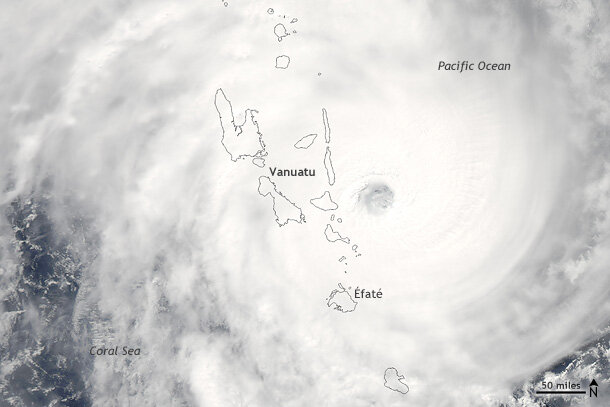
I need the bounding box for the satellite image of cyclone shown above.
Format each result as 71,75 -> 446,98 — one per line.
1,1 -> 610,406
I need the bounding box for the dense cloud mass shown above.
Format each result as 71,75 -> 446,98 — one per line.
1,1 -> 610,406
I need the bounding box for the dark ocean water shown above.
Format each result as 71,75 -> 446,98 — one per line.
0,198 -> 91,407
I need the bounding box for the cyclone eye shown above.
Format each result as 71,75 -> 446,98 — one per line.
360,183 -> 394,214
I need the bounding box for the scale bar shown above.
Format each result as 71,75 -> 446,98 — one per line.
535,391 -> 586,395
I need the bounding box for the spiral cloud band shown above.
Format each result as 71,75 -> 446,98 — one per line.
1,1 -> 609,406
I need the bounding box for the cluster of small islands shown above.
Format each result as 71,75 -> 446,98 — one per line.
213,7 -> 408,392
268,7 -> 297,70
213,87 -> 339,230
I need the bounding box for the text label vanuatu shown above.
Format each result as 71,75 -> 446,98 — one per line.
269,167 -> 316,176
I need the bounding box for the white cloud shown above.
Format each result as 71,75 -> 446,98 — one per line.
1,0 -> 609,406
